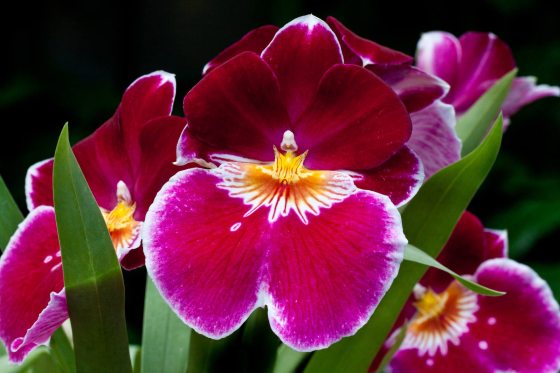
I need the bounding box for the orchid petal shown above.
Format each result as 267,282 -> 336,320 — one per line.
326,16 -> 413,66
295,64 -> 411,170
261,15 -> 344,121
502,76 -> 560,124
0,207 -> 67,363
182,52 -> 290,163
368,65 -> 449,113
353,147 -> 423,207
416,32 -> 461,88
266,190 -> 406,350
408,101 -> 461,178
203,25 -> 279,75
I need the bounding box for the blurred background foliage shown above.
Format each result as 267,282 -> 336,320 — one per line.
1,0 -> 558,343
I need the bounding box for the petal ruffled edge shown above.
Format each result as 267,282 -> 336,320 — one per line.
9,290 -> 68,363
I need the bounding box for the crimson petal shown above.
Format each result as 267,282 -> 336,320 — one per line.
203,25 -> 279,76
295,64 -> 411,170
182,52 -> 290,163
0,207 -> 67,363
326,16 -> 412,66
368,65 -> 449,113
353,147 -> 423,207
261,15 -> 343,121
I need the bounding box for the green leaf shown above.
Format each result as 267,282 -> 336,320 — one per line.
49,329 -> 76,373
141,277 -> 191,373
456,69 -> 516,156
373,322 -> 407,373
240,308 -> 281,373
187,329 -> 243,373
304,115 -> 503,373
272,345 -> 308,373
129,346 -> 141,373
0,175 -> 24,252
403,245 -> 504,296
53,124 -> 131,373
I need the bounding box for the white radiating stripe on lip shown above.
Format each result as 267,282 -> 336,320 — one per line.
213,158 -> 357,225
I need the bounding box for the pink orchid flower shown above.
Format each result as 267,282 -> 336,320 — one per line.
142,15 -> 422,351
0,72 -> 186,363
416,31 -> 560,127
374,212 -> 560,373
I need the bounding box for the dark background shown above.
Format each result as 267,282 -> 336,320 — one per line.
2,0 -> 559,342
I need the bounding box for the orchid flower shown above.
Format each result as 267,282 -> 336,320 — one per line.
202,16 -> 460,178
0,72 -> 186,363
375,212 -> 560,373
142,15 -> 424,351
416,31 -> 560,127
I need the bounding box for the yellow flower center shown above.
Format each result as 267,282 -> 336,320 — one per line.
100,181 -> 141,252
214,130 -> 356,224
401,282 -> 478,356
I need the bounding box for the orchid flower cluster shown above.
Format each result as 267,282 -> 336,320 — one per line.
1,14 -> 559,373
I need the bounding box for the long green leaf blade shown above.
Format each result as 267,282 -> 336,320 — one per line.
53,124 -> 131,373
272,345 -> 308,373
304,116 -> 503,373
456,69 -> 516,156
141,277 -> 191,373
0,175 -> 24,252
49,329 -> 76,373
403,245 -> 504,296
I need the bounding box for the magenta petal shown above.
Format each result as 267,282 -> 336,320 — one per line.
261,15 -> 343,121
143,169 -> 268,338
451,32 -> 515,114
295,64 -> 412,170
353,147 -> 423,207
408,101 -> 461,178
368,65 -> 449,113
267,190 -> 406,350
203,25 -> 279,75
0,207 -> 67,363
326,16 -> 413,66
25,158 -> 54,211
416,32 -> 461,89
468,259 -> 560,373
183,52 -> 290,162
502,76 -> 560,123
